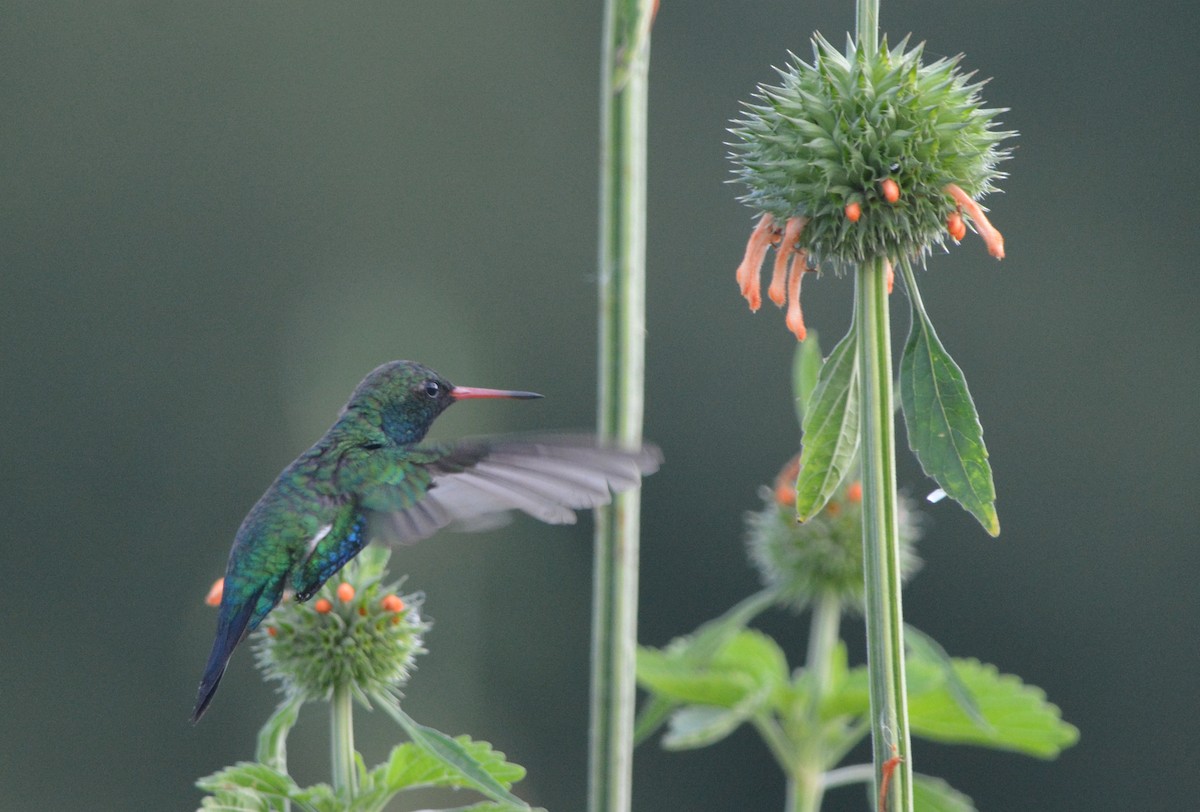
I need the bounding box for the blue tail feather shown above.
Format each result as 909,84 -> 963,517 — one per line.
191,583 -> 268,722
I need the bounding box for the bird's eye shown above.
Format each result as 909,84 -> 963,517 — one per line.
423,380 -> 441,398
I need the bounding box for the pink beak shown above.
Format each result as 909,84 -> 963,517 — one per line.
451,385 -> 543,401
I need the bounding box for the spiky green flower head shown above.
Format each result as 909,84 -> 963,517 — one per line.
730,35 -> 1014,339
252,544 -> 428,701
747,459 -> 922,612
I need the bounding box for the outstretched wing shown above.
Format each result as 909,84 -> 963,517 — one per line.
363,435 -> 661,546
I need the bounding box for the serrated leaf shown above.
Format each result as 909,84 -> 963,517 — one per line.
909,658 -> 1079,757
913,773 -> 978,812
349,735 -> 530,812
828,657 -> 1079,758
899,265 -> 999,535
796,320 -> 860,520
372,692 -> 529,808
196,762 -> 299,812
793,330 -> 823,425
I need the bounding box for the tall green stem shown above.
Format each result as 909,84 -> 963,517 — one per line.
788,592 -> 843,812
855,259 -> 912,812
591,2 -> 652,811
330,683 -> 357,798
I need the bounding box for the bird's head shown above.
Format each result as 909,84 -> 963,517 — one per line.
345,360 -> 542,445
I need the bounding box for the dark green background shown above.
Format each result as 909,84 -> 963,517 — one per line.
2,2 -> 1195,810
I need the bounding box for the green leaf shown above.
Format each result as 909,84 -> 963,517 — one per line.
661,684 -> 772,750
196,762 -> 300,812
913,773 -> 978,812
899,263 -> 999,535
828,657 -> 1079,758
795,319 -> 861,520
793,330 -> 823,425
909,658 -> 1079,757
372,692 -> 529,808
637,628 -> 789,709
255,694 -> 304,773
350,736 -> 531,812
904,625 -> 991,733
634,589 -> 778,744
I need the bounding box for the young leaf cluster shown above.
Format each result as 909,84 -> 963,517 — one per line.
637,608 -> 1078,810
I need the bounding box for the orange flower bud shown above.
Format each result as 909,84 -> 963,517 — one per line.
846,481 -> 863,503
204,578 -> 224,607
337,583 -> 355,603
844,201 -> 862,222
881,178 -> 900,203
267,626 -> 277,637
381,594 -> 406,613
314,598 -> 333,614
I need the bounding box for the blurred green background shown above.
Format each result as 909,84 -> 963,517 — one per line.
2,1 -> 1196,810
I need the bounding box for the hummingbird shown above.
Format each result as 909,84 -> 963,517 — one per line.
192,360 -> 660,721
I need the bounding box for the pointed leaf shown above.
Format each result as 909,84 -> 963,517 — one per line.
899,267 -> 999,535
793,330 -> 824,425
796,321 -> 860,520
373,693 -> 529,808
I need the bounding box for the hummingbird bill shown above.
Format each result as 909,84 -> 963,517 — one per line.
192,360 -> 660,721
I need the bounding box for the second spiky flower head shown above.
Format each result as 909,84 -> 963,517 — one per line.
252,545 -> 428,702
730,34 -> 1014,339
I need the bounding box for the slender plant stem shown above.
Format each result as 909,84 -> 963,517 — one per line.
807,591 -> 842,700
330,684 -> 357,798
788,592 -> 842,812
856,0 -> 879,56
855,258 -> 913,812
591,2 -> 653,811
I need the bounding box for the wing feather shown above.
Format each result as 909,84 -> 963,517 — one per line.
367,435 -> 660,546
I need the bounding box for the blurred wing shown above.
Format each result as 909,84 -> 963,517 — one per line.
368,435 -> 661,546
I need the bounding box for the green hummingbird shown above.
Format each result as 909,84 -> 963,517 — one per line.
192,360 -> 660,721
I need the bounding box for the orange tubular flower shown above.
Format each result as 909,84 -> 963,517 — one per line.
337,583 -> 355,603
769,216 -> 807,308
945,183 -> 1004,259
845,201 -> 862,222
785,250 -> 810,341
881,178 -> 900,203
205,578 -> 224,607
947,210 -> 967,241
735,214 -> 777,311
314,598 -> 333,614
